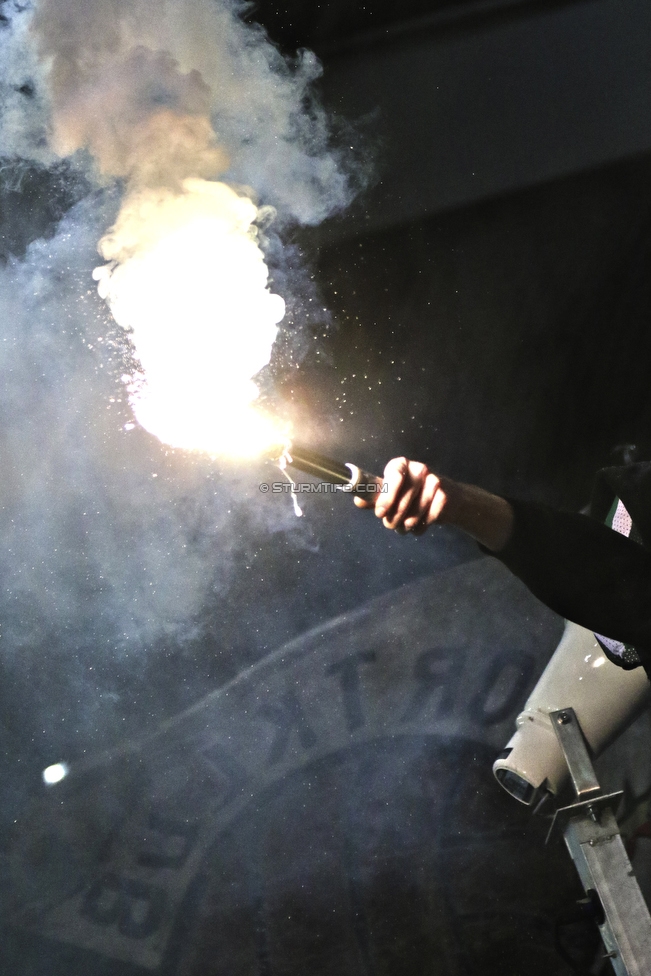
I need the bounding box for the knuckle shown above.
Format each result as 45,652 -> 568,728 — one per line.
386,456 -> 408,474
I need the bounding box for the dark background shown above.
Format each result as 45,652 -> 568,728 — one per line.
310,155 -> 651,506
2,0 -> 651,973
250,0 -> 651,512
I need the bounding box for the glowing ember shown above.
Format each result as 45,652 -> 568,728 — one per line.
93,178 -> 288,458
42,762 -> 69,785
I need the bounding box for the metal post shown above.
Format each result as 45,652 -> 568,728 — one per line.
549,707 -> 651,975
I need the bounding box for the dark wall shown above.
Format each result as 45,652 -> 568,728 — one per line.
299,153 -> 651,509
316,0 -> 651,236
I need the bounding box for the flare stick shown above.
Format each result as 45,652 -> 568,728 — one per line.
281,444 -> 383,497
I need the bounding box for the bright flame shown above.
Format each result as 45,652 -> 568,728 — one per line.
94,178 -> 288,457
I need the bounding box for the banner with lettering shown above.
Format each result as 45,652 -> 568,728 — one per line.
6,557 -> 650,974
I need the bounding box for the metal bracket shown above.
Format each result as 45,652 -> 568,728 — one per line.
545,791 -> 624,846
549,707 -> 651,976
552,708 -> 601,798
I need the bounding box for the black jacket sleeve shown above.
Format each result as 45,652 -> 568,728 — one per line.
489,498 -> 651,657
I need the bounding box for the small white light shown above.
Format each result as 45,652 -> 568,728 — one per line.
42,762 -> 69,785
592,657 -> 606,669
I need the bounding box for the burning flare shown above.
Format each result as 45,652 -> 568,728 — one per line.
94,179 -> 288,457
33,0 -> 291,456
28,0 -> 353,460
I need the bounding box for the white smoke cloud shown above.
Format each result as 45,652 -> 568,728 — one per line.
0,1 -> 53,165
0,0 -> 356,222
0,0 -> 359,659
23,0 -> 357,453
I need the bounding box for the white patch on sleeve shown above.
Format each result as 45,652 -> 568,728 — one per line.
611,498 -> 632,537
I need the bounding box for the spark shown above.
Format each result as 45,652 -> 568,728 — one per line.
277,447 -> 303,517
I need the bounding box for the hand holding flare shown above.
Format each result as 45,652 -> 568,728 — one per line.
355,456 -> 513,550
276,446 -> 513,551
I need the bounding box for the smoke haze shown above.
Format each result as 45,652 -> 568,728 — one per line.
24,0 -> 355,221
0,0 -> 457,791
0,0 -> 360,624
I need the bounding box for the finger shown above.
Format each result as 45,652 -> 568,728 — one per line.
384,463 -> 428,529
412,479 -> 448,534
376,457 -> 409,518
411,499 -> 437,535
382,481 -> 419,528
404,472 -> 438,530
427,479 -> 448,523
382,485 -> 416,529
353,495 -> 375,509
